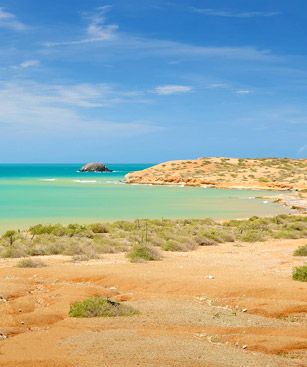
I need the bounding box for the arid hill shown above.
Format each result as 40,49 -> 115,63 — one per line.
125,157 -> 307,191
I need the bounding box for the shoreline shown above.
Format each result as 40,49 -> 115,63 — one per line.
124,157 -> 307,213
125,181 -> 307,214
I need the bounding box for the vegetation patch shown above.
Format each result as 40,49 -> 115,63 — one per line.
72,251 -> 99,262
127,243 -> 161,262
293,245 -> 307,256
0,215 -> 306,260
16,258 -> 46,268
292,265 -> 307,282
69,297 -> 139,317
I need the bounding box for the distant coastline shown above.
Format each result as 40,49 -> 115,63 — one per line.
125,157 -> 307,213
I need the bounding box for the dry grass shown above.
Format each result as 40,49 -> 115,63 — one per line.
16,258 -> 46,268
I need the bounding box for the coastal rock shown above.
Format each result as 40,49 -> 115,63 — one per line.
80,163 -> 112,172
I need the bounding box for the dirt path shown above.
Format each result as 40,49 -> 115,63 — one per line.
0,238 -> 306,366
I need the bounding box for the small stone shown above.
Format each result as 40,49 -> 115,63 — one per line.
242,345 -> 247,349
206,275 -> 215,280
0,333 -> 7,340
242,308 -> 247,312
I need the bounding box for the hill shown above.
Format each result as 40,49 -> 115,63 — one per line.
125,157 -> 307,191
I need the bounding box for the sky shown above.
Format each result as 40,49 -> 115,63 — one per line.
0,0 -> 307,163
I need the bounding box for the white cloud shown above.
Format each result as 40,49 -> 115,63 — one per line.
19,60 -> 40,69
0,7 -> 27,31
153,85 -> 193,95
86,6 -> 118,40
0,81 -> 160,136
207,83 -> 228,89
46,37 -> 274,62
192,8 -> 280,18
45,6 -> 118,47
43,8 -> 275,63
235,89 -> 253,95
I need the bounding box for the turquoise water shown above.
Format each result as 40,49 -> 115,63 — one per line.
0,164 -> 290,229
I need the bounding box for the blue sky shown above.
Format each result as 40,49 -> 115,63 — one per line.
0,0 -> 306,163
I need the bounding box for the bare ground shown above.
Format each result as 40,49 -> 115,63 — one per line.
0,238 -> 306,367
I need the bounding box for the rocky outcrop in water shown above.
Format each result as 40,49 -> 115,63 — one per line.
80,163 -> 112,172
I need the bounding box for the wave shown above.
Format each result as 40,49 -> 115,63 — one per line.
73,180 -> 97,184
40,178 -> 57,182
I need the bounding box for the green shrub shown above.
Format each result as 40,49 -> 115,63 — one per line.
292,265 -> 307,282
88,223 -> 109,233
69,297 -> 139,317
2,230 -> 17,245
199,228 -> 234,243
127,243 -> 161,262
72,246 -> 98,262
1,243 -> 27,258
161,239 -> 189,251
72,251 -> 98,262
194,237 -> 217,246
273,230 -> 302,239
16,258 -> 46,268
27,246 -> 47,256
61,238 -> 93,256
112,221 -> 135,231
29,224 -> 52,237
98,237 -> 129,253
294,245 -> 307,257
45,242 -> 66,255
237,229 -> 266,242
29,235 -> 66,255
258,177 -> 270,183
29,224 -> 69,237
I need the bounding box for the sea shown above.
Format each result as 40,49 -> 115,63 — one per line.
0,164 -> 290,229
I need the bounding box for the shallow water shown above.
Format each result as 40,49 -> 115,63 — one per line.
0,164 -> 290,229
